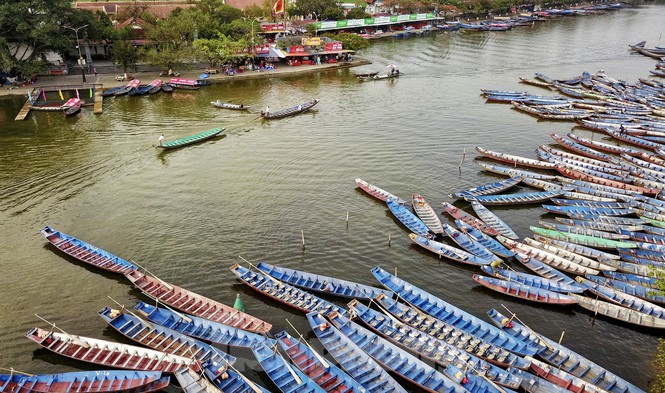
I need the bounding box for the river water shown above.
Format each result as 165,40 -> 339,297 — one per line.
1,3 -> 663,389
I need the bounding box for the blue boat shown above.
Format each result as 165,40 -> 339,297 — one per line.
480,265 -> 583,293
0,370 -> 169,393
275,331 -> 366,393
477,163 -> 558,180
202,362 -> 271,393
454,219 -> 514,258
619,253 -> 665,267
448,176 -> 522,199
619,229 -> 665,245
470,201 -> 519,239
230,264 -> 347,316
550,133 -> 617,162
40,226 -> 137,274
576,277 -> 665,319
541,205 -> 637,216
486,309 -> 646,393
463,190 -> 563,206
386,198 -> 433,238
409,233 -> 493,266
133,301 -> 274,349
371,266 -> 537,356
348,300 -> 522,390
255,261 -> 391,300
539,221 -> 630,240
325,311 -> 468,393
585,275 -> 665,304
512,253 -> 579,287
550,198 -> 632,209
99,306 -> 236,368
174,368 -> 221,393
602,271 -> 660,289
442,223 -> 502,263
306,312 -> 407,393
530,235 -> 621,260
252,342 -> 326,393
372,293 -> 531,370
554,217 -> 644,234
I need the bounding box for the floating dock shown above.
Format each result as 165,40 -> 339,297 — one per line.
14,84 -> 103,121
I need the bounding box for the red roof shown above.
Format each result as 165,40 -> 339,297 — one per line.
224,0 -> 266,10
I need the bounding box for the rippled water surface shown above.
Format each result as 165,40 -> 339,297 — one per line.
1,4 -> 664,388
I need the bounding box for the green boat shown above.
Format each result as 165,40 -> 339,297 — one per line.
530,226 -> 638,249
157,127 -> 225,149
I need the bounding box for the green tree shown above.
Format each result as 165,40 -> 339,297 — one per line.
322,7 -> 345,20
291,0 -> 339,18
345,8 -> 370,19
0,0 -> 74,76
653,339 -> 665,393
331,33 -> 369,51
193,35 -> 248,67
111,39 -> 138,74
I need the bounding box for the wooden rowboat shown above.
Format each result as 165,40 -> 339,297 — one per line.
174,368 -> 221,393
530,226 -> 638,249
387,198 -> 433,238
542,204 -> 636,216
157,128 -> 225,150
124,270 -> 272,333
261,99 -> 319,120
442,201 -> 500,236
550,133 -> 616,162
585,275 -> 665,304
477,163 -> 557,180
472,274 -> 578,305
442,223 -> 501,263
602,271 -> 661,289
373,293 -> 531,370
326,311 -> 468,393
470,201 -> 519,239
210,100 -> 249,110
498,237 -> 600,275
463,189 -> 563,205
371,266 -> 537,356
539,220 -> 630,240
251,342 -> 326,393
412,194 -> 443,234
487,309 -> 645,393
576,277 -> 665,319
566,132 -> 642,156
570,294 -> 665,329
476,146 -> 556,169
275,331 -> 367,393
229,264 -> 346,316
513,253 -> 579,286
480,265 -> 583,293
255,261 -> 391,300
133,301 -> 274,349
0,371 -> 169,393
25,327 -> 197,373
347,300 -> 519,391
454,219 -> 514,258
98,306 -> 235,368
306,312 -> 408,393
527,356 -> 611,393
40,226 -> 138,274
555,166 -> 657,195
448,176 -> 522,199
355,178 -> 406,205
523,237 -> 616,271
409,233 -> 493,266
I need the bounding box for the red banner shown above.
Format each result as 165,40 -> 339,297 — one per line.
261,23 -> 286,31
324,42 -> 343,51
255,44 -> 270,54
287,45 -> 305,53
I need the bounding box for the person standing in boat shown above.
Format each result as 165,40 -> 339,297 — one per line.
264,105 -> 269,116
158,134 -> 165,146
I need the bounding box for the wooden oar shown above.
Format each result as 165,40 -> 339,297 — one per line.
285,319 -> 330,369
269,342 -> 303,385
500,304 -> 556,352
132,261 -> 174,291
239,256 -> 283,286
34,315 -> 90,348
0,367 -> 34,377
140,293 -> 193,323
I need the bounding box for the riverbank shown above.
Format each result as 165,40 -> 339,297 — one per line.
0,57 -> 371,98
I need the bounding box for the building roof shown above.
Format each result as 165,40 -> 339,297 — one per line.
224,0 -> 266,11
74,2 -> 195,19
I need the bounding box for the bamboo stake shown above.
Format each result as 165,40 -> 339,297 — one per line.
0,367 -> 33,377
388,233 -> 391,246
301,230 -> 305,247
458,148 -> 466,170
499,305 -> 556,352
558,330 -> 566,345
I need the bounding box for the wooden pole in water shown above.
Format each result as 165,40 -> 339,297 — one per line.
388,233 -> 391,246
301,230 -> 305,247
458,148 -> 466,170
558,330 -> 565,345
346,211 -> 349,228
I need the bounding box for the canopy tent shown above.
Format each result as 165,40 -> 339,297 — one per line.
257,47 -> 286,58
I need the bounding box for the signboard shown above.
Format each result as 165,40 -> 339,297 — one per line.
324,42 -> 343,51
286,45 -> 305,53
255,44 -> 270,54
260,23 -> 286,32
314,13 -> 434,30
301,37 -> 322,46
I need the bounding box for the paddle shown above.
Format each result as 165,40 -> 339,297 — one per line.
500,304 -> 557,352
34,314 -> 90,349
140,293 -> 193,324
285,319 -> 330,369
0,367 -> 34,377
239,256 -> 283,286
269,342 -> 303,385
132,261 -> 174,291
